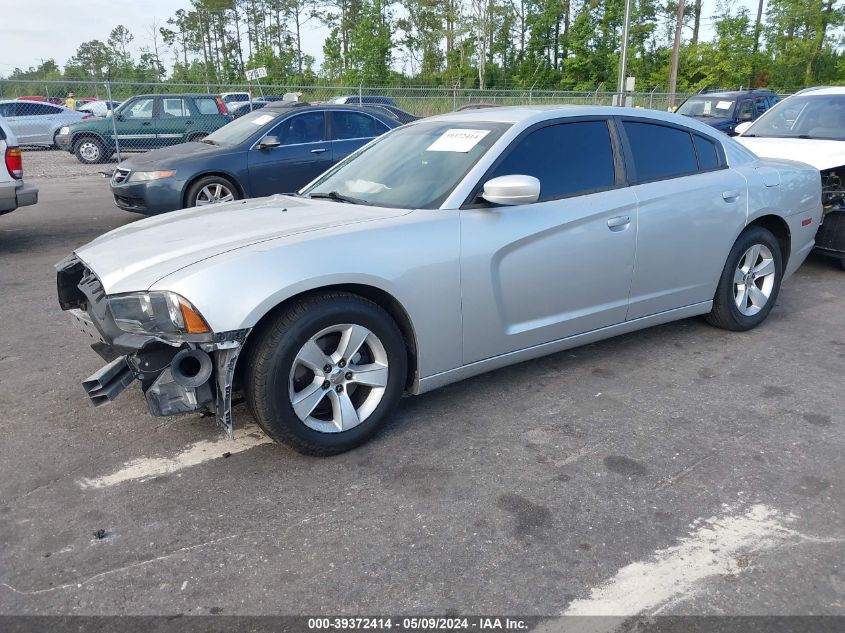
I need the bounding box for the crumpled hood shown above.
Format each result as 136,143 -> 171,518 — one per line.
75,195 -> 410,293
736,136 -> 845,171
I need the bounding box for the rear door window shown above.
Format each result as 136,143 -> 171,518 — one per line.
161,98 -> 190,117
332,111 -> 380,140
622,121 -> 698,182
693,134 -> 721,171
490,120 -> 616,200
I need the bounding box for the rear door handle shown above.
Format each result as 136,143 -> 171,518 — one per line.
607,215 -> 631,231
310,148 -> 327,154
722,190 -> 741,201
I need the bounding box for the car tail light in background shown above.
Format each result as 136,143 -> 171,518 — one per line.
215,97 -> 229,115
5,146 -> 23,180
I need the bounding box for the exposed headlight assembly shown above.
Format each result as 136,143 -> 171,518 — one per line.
127,170 -> 176,182
108,291 -> 210,335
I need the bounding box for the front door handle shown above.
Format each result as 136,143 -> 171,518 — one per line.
141,121 -> 151,126
722,190 -> 741,201
185,120 -> 194,125
310,148 -> 327,154
607,215 -> 632,231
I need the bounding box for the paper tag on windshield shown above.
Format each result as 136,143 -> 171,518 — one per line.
252,114 -> 274,125
703,101 -> 712,115
716,101 -> 732,110
426,129 -> 490,153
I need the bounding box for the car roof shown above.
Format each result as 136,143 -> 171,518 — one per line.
425,104 -> 732,136
691,90 -> 776,98
129,94 -> 222,99
790,86 -> 845,97
0,99 -> 65,105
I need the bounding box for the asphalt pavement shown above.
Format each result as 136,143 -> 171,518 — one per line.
1,152 -> 844,621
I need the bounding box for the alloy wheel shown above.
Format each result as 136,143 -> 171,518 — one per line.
195,183 -> 235,206
733,244 -> 776,316
288,324 -> 389,433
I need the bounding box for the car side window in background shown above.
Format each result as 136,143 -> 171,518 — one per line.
195,98 -> 219,115
755,97 -> 769,114
693,135 -> 720,170
0,103 -> 18,117
162,98 -> 189,117
332,112 -> 378,140
738,100 -> 755,121
275,112 -> 326,145
123,98 -> 155,119
622,121 -> 698,182
490,120 -> 616,200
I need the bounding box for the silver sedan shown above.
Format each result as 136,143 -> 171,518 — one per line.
0,100 -> 85,147
56,106 -> 822,455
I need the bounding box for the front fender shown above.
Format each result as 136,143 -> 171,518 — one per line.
148,211 -> 463,379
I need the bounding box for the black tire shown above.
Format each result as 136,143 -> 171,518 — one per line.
244,292 -> 408,456
52,129 -> 61,150
73,136 -> 107,164
706,226 -> 783,331
185,175 -> 240,208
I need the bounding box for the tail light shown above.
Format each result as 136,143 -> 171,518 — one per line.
5,146 -> 22,180
215,97 -> 229,115
82,114 -> 93,120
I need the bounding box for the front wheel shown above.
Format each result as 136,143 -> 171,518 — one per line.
706,226 -> 783,331
73,137 -> 107,164
186,175 -> 239,207
245,292 -> 408,455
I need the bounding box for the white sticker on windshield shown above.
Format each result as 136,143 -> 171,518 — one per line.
716,101 -> 733,110
426,129 -> 490,153
703,101 -> 712,115
252,114 -> 274,125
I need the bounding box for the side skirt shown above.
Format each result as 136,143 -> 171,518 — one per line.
414,301 -> 713,395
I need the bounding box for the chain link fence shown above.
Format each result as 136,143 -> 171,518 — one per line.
2,78 -> 702,176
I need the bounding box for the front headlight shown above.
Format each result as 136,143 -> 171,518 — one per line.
108,291 -> 210,335
59,126 -> 70,135
127,170 -> 176,183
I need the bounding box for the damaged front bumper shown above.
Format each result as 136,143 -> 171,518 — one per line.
57,255 -> 249,438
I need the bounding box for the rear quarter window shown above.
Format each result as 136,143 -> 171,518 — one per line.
195,98 -> 220,115
622,121 -> 698,182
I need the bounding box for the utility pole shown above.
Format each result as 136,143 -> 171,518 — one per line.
668,0 -> 685,109
617,0 -> 633,106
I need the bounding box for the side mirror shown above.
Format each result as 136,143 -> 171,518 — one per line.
257,135 -> 281,149
734,121 -> 753,135
481,175 -> 540,206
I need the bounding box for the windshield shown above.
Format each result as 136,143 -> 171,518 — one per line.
676,97 -> 736,118
202,109 -> 282,146
744,94 -> 845,140
302,120 -> 510,209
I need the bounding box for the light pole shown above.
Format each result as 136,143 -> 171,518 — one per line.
617,0 -> 633,106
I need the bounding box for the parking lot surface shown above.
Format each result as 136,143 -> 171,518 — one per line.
1,168 -> 844,618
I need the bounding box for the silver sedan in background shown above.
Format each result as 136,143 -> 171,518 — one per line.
0,100 -> 86,147
56,106 -> 822,455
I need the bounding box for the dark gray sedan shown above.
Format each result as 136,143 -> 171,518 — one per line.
109,103 -> 400,214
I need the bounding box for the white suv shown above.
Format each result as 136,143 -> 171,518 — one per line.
0,119 -> 38,215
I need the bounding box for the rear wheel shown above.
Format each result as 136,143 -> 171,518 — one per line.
245,292 -> 407,455
186,175 -> 239,207
73,137 -> 107,164
706,226 -> 783,331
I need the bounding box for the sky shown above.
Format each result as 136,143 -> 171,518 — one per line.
0,0 -> 762,77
